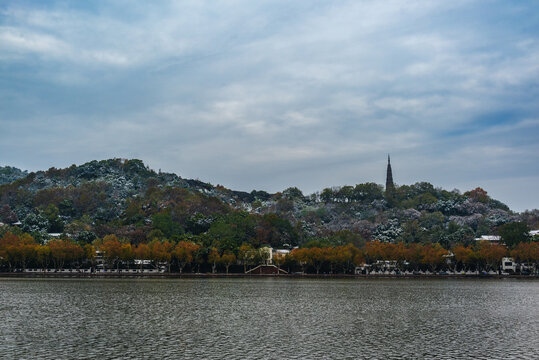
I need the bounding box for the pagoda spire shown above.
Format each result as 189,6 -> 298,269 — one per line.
385,154 -> 394,193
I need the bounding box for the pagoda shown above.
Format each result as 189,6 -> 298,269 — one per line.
385,155 -> 395,194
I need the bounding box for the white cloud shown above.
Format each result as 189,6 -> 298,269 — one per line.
0,0 -> 538,211
0,26 -> 69,56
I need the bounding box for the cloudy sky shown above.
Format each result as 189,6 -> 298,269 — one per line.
1,1 -> 538,211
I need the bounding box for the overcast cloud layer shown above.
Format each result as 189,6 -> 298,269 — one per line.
1,1 -> 538,211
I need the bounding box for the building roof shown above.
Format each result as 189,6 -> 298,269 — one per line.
474,235 -> 501,241
274,249 -> 290,254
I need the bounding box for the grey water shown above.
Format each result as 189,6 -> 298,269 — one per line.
0,278 -> 538,359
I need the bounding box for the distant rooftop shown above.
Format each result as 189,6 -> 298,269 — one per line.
474,235 -> 501,242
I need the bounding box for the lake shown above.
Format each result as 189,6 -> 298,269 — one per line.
1,278 -> 538,359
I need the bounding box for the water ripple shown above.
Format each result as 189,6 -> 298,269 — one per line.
0,278 -> 538,359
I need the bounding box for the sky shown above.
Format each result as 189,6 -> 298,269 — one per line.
1,1 -> 538,212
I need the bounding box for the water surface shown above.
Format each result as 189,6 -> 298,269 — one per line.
1,278 -> 538,359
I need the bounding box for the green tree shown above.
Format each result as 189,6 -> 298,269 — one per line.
21,212 -> 49,237
207,212 -> 255,251
320,188 -> 334,203
499,222 -> 530,248
256,214 -> 298,248
328,230 -> 365,248
151,212 -> 183,238
353,183 -> 384,202
43,204 -> 64,233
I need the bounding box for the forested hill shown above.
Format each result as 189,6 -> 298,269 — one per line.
0,159 -> 537,249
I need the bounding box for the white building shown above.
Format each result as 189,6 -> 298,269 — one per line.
134,259 -> 152,265
474,235 -> 501,244
263,248 -> 291,265
502,257 -> 516,272
273,249 -> 290,256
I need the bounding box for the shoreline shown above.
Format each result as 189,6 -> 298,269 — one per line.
1,272 -> 537,280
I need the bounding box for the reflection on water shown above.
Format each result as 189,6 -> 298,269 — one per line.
1,278 -> 538,359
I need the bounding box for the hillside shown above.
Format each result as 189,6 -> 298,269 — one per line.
0,159 -> 537,249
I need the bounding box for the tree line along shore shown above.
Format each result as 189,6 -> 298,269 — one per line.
1,230 -> 537,276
